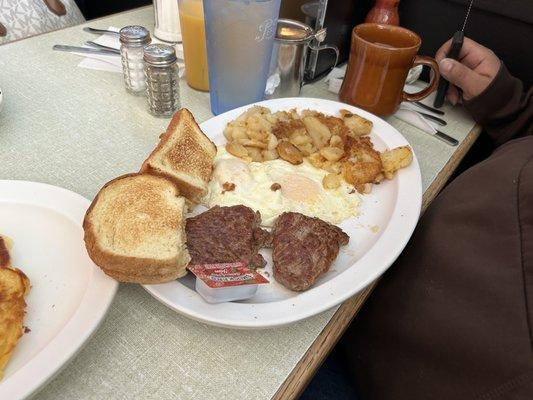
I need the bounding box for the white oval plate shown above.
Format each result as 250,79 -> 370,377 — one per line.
0,180 -> 118,399
144,98 -> 422,329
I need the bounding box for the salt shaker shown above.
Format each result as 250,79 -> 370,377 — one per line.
119,25 -> 151,95
143,43 -> 181,117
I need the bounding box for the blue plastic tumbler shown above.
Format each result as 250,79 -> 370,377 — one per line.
203,0 -> 282,115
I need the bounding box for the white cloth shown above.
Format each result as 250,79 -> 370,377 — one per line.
0,0 -> 85,45
76,26 -> 185,76
395,106 -> 439,135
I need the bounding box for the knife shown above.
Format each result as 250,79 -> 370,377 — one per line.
85,41 -> 121,54
434,130 -> 459,146
413,101 -> 445,115
433,0 -> 475,108
53,44 -> 119,56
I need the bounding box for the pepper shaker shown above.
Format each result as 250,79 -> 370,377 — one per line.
143,43 -> 181,117
119,25 -> 151,95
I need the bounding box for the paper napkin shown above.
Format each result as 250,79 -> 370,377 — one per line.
77,26 -> 185,76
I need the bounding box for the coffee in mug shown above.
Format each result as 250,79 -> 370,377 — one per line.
339,23 -> 439,116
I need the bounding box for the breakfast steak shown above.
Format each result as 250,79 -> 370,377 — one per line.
186,205 -> 272,268
272,212 -> 349,291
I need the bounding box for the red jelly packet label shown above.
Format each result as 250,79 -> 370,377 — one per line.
188,262 -> 269,288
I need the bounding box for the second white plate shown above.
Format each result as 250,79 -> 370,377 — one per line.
0,180 -> 118,399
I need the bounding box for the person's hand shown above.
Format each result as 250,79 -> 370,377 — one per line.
435,37 -> 501,104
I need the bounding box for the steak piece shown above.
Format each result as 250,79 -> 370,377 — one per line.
186,205 -> 272,268
272,212 -> 349,291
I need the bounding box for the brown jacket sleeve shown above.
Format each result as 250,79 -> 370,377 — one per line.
465,63 -> 533,146
341,65 -> 533,399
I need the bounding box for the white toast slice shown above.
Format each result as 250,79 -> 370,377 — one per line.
141,109 -> 216,204
83,173 -> 191,283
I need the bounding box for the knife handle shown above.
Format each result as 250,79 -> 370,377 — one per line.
433,31 -> 464,108
435,130 -> 459,146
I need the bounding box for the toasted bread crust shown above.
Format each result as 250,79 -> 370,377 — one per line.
140,109 -> 216,204
101,265 -> 187,284
160,108 -> 216,158
140,163 -> 205,204
83,173 -> 191,284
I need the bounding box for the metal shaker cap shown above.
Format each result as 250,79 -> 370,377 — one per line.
275,19 -> 314,43
119,25 -> 151,47
143,44 -> 177,66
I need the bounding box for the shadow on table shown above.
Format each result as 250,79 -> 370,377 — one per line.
299,346 -> 359,400
74,0 -> 151,20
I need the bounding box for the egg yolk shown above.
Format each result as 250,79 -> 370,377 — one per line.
279,174 -> 321,204
214,159 -> 251,186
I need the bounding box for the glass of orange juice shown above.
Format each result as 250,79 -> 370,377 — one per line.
178,0 -> 209,91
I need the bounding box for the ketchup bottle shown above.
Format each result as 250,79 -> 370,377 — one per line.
365,0 -> 400,26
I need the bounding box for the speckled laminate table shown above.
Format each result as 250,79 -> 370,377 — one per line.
0,6 -> 481,400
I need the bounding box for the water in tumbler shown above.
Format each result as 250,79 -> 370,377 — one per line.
203,0 -> 282,115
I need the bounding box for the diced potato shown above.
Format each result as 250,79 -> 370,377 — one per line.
323,174 -> 341,189
246,115 -> 271,136
247,128 -> 269,141
238,138 -> 268,149
267,134 -> 278,150
226,142 -> 248,159
302,116 -> 331,148
330,135 -> 344,148
235,110 -> 249,122
262,149 -> 279,161
320,116 -> 348,138
320,146 -> 344,162
272,110 -> 290,122
277,140 -> 303,165
246,146 -> 263,162
322,161 -> 342,174
231,126 -> 248,140
380,146 -> 413,174
341,110 -> 373,137
248,105 -> 269,116
223,127 -> 233,141
342,158 -> 382,186
295,142 -> 314,156
308,152 -> 326,169
264,113 -> 278,124
289,132 -> 311,146
301,109 -> 321,118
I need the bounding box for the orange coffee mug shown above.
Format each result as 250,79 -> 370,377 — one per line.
339,23 -> 439,116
